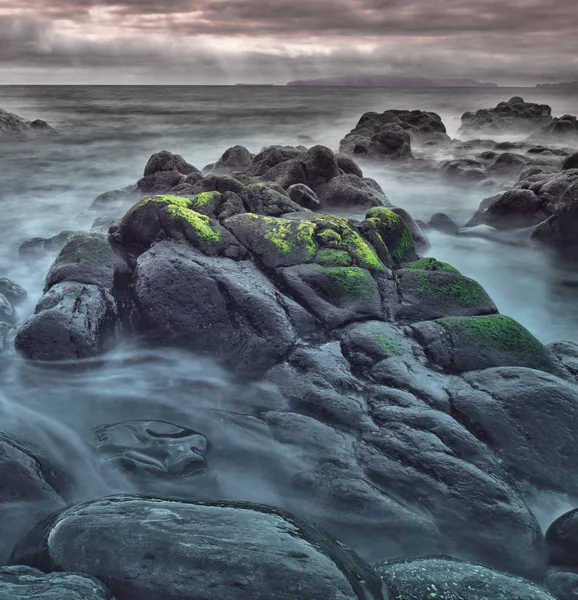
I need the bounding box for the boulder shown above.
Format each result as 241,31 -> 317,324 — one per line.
428,213 -> 459,234
0,294 -> 16,326
286,183 -> 320,210
10,495 -> 386,600
15,282 -> 118,361
546,510 -> 578,567
211,145 -> 253,175
543,567 -> 578,600
0,107 -> 57,138
364,208 -> 418,265
143,150 -> 198,177
375,556 -> 556,600
317,174 -> 389,209
18,231 -> 78,259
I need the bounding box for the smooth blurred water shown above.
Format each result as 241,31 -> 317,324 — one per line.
0,86 -> 577,552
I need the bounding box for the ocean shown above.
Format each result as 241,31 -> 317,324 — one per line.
0,85 -> 576,560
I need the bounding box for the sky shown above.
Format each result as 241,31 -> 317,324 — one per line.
0,0 -> 576,85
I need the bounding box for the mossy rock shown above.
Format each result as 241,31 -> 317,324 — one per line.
189,191 -> 222,217
411,314 -> 566,376
278,264 -> 383,330
364,208 -> 417,265
397,270 -> 497,321
115,195 -> 246,259
225,213 -> 386,272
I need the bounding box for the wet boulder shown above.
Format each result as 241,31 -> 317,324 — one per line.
428,213 -> 459,234
532,181 -> 578,252
546,509 -> 578,568
562,152 -> 578,171
471,188 -> 549,230
317,174 -> 390,209
286,183 -> 320,210
10,495 -> 387,600
241,182 -> 305,216
375,556 -> 555,600
132,242 -> 297,377
0,433 -> 69,562
143,150 -> 198,177
0,107 -> 57,138
336,153 -> 364,177
439,158 -> 487,183
487,152 -> 530,178
396,260 -> 497,322
211,145 -> 253,175
0,566 -> 114,600
15,282 -> 118,361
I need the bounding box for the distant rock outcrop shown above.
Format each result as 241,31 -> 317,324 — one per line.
0,107 -> 57,138
459,97 -> 553,137
536,81 -> 578,89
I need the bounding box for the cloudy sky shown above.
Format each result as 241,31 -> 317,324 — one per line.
0,0 -> 576,85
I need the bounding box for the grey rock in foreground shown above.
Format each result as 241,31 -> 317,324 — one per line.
0,566 -> 114,599
375,556 -> 556,600
10,495 -> 387,600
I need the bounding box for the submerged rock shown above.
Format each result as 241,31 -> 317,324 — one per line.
10,495 -> 387,600
0,107 -> 57,138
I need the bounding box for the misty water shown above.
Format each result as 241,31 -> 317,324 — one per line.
0,85 -> 577,559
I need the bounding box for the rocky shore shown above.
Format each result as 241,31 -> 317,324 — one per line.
1,96 -> 578,599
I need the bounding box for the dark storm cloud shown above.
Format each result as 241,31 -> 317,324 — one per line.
0,0 -> 576,83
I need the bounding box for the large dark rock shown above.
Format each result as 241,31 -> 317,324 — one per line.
375,556 -> 555,600
459,97 -> 553,136
286,183 -> 320,210
563,153 -> 578,170
340,110 -> 447,160
0,566 -> 114,600
211,145 -> 254,174
0,433 -> 69,562
143,150 -> 198,177
532,181 -> 578,252
317,174 -> 390,209
10,495 -> 387,600
439,158 -> 488,183
90,185 -> 141,213
469,188 -> 549,230
132,242 -> 297,377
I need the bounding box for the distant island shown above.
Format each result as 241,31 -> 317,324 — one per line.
286,76 -> 498,87
535,81 -> 578,89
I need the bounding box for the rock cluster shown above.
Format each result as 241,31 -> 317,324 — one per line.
0,107 -> 56,139
458,97 -> 553,136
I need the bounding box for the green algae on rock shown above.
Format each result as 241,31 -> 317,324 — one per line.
405,257 -> 460,274
363,208 -> 417,265
411,314 -> 567,376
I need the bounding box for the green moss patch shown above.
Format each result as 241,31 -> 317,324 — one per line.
365,209 -> 416,264
405,257 -> 460,274
437,315 -> 545,356
325,267 -> 377,300
413,273 -> 489,308
315,249 -> 352,267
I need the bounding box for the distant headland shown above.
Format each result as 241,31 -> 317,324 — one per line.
286,76 -> 499,87
535,81 -> 578,89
